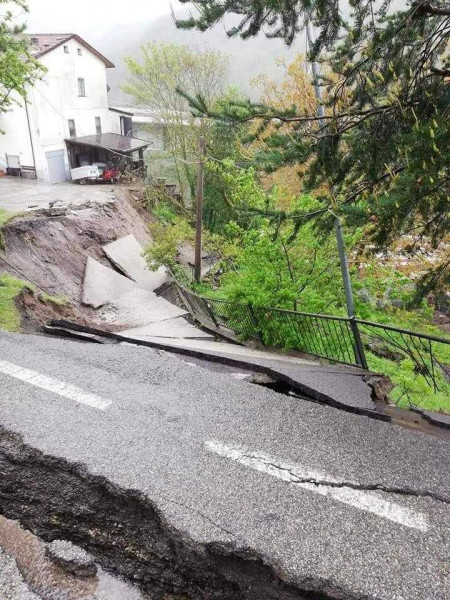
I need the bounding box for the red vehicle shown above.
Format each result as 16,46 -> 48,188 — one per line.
94,162 -> 120,183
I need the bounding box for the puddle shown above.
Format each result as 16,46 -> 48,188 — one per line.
378,405 -> 450,441
0,515 -> 150,599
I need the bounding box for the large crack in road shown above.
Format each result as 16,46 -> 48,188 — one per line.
0,333 -> 448,600
0,427 -> 358,600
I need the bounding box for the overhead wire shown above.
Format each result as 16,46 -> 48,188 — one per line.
32,86 -> 151,161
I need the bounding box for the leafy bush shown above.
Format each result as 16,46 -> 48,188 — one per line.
152,202 -> 177,223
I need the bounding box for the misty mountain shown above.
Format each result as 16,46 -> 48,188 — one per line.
91,12 -> 304,104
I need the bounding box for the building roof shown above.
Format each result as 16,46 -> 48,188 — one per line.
65,132 -> 149,153
109,104 -> 190,125
108,107 -> 135,116
27,34 -> 115,68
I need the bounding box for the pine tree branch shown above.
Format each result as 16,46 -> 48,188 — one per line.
416,2 -> 450,17
430,66 -> 450,76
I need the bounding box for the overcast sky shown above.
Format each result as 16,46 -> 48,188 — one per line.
21,0 -> 177,35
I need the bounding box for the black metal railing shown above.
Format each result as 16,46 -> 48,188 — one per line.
173,280 -> 450,394
356,320 -> 450,394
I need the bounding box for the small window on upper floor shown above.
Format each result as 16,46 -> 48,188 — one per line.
78,78 -> 86,97
68,119 -> 76,138
77,48 -> 82,56
64,45 -> 69,53
95,117 -> 102,135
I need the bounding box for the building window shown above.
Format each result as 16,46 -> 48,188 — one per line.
95,117 -> 102,135
64,45 -> 69,53
77,48 -> 82,56
68,119 -> 76,138
78,78 -> 86,97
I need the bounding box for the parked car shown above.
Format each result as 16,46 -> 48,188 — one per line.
92,162 -> 120,183
70,162 -> 120,184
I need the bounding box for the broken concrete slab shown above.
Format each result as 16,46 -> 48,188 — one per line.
103,234 -> 169,291
81,257 -> 139,309
115,335 -> 381,416
98,289 -> 187,328
122,317 -> 215,340
46,319 -> 387,420
117,335 -> 316,365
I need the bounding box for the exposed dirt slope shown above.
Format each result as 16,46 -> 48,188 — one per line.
0,190 -> 152,329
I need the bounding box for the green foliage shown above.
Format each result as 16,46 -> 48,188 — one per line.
203,89 -> 251,231
144,217 -> 194,272
123,42 -> 229,202
0,273 -> 32,332
206,158 -> 271,217
217,218 -> 345,313
176,0 -> 343,47
0,1 -> 45,116
367,353 -> 450,414
152,202 -> 177,223
176,1 -> 450,299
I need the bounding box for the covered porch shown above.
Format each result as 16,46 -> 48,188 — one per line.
65,132 -> 149,171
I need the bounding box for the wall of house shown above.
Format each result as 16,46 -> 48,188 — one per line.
0,100 -> 35,172
0,37 -> 121,181
131,121 -> 166,151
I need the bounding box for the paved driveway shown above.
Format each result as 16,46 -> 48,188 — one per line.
0,176 -> 117,213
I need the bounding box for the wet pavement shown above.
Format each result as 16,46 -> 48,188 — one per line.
0,515 -> 150,600
0,332 -> 449,600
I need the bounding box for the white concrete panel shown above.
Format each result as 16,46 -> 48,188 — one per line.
82,257 -> 138,309
103,234 -> 169,291
121,318 -> 215,340
98,289 -> 187,328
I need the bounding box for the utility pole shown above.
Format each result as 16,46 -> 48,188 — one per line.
334,216 -> 355,317
306,20 -> 368,368
194,136 -> 205,283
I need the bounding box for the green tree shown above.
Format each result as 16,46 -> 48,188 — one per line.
177,1 -> 450,298
0,0 -> 44,117
123,43 -> 230,202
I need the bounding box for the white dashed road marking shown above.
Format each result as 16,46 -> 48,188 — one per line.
205,440 -> 429,532
0,361 -> 111,411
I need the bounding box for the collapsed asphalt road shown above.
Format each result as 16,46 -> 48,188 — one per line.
0,332 -> 449,600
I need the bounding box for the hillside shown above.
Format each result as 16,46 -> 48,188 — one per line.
94,12 -> 303,103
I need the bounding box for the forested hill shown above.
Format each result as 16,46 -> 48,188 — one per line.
96,11 -> 302,103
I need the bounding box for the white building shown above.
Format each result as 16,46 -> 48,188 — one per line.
0,34 -> 148,183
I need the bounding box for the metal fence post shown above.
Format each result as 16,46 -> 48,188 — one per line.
201,297 -> 220,328
248,304 -> 264,343
176,285 -> 196,319
349,317 -> 368,369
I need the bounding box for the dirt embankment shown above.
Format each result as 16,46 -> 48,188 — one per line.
0,189 -> 152,331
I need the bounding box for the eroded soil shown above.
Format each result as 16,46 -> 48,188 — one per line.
0,189 -> 152,332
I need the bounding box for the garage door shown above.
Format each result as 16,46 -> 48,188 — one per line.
46,150 -> 67,184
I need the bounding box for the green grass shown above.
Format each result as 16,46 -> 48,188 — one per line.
0,273 -> 33,332
40,293 -> 69,307
0,208 -> 19,250
368,352 -> 450,414
0,273 -> 68,333
0,209 -> 13,228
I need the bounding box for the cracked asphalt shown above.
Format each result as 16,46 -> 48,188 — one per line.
0,331 -> 449,599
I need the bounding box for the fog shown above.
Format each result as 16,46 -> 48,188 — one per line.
18,1 -> 403,102
24,0 -> 173,35
18,0 -> 303,101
